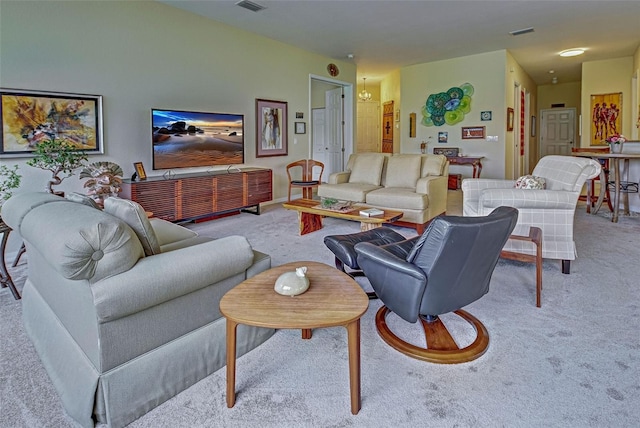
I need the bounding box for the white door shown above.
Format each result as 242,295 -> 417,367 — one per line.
325,87 -> 344,175
540,108 -> 575,157
311,108 -> 326,181
357,101 -> 380,152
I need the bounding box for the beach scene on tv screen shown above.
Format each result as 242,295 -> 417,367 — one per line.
152,109 -> 244,169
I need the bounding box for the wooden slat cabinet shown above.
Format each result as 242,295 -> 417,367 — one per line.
121,168 -> 272,222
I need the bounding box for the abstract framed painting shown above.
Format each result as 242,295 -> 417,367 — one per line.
256,98 -> 287,157
0,88 -> 104,157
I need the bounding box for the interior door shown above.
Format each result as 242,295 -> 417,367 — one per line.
540,108 -> 575,156
325,87 -> 344,175
311,108 -> 326,180
382,101 -> 394,153
357,101 -> 380,152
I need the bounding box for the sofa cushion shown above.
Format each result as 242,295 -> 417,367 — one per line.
317,182 -> 381,203
384,155 -> 421,189
366,187 -> 429,210
103,197 -> 160,256
349,153 -> 385,185
421,154 -> 447,177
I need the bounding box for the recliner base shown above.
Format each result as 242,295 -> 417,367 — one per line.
375,306 -> 489,364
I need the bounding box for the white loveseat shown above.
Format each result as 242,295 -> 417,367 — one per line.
317,153 -> 449,233
462,155 -> 601,274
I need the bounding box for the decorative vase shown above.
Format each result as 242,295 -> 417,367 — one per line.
274,266 -> 310,296
610,143 -> 623,153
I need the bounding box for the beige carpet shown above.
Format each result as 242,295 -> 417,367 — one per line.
1,190 -> 639,427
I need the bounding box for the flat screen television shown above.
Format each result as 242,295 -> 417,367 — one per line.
151,108 -> 244,170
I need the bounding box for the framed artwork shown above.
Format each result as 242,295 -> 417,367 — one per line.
295,122 -> 306,134
133,162 -> 147,180
461,126 -> 485,139
507,107 -> 514,131
433,147 -> 459,157
590,92 -> 622,145
256,98 -> 288,157
481,111 -> 492,121
409,113 -> 416,138
438,131 -> 448,143
0,88 -> 103,157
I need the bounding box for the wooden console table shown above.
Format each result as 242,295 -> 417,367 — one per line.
121,168 -> 272,222
447,156 -> 484,178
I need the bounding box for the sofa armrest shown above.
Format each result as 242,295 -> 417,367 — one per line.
92,235 -> 255,321
480,189 -> 578,210
416,175 -> 448,215
328,171 -> 351,184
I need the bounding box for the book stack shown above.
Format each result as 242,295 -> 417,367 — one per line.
359,208 -> 384,217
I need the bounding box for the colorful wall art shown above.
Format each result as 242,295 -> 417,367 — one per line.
421,83 -> 474,127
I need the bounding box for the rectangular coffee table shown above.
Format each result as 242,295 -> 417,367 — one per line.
220,261 -> 369,414
282,198 -> 403,235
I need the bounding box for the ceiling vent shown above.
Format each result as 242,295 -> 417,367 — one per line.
509,27 -> 534,36
236,0 -> 266,12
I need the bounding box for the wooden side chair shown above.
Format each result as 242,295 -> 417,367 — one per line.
571,147 -> 613,213
286,159 -> 324,201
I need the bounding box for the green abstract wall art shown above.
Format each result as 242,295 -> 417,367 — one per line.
421,83 -> 474,127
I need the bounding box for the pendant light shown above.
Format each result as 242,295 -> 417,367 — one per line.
359,77 -> 372,102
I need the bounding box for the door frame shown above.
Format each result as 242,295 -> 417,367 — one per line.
308,74 -> 354,171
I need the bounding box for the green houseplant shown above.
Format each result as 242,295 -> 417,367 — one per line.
26,138 -> 88,194
0,164 -> 21,207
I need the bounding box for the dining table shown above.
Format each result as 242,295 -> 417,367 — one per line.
572,152 -> 640,223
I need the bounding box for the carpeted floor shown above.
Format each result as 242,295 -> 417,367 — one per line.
1,191 -> 639,427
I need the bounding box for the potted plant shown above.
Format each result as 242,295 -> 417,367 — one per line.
0,164 -> 21,208
26,137 -> 88,194
605,134 -> 626,153
79,161 -> 124,207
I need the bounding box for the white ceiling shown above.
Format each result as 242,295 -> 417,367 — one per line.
158,0 -> 640,85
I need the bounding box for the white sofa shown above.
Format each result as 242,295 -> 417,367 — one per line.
462,155 -> 601,274
318,153 -> 449,233
1,192 -> 275,427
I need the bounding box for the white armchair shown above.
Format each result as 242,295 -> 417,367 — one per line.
462,155 -> 601,274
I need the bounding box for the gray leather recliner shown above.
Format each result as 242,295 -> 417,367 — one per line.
354,206 -> 518,364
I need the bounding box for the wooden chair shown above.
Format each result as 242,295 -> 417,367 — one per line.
571,147 -> 613,213
286,159 -> 324,201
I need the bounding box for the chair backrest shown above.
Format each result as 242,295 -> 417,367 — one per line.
532,155 -> 601,192
286,159 -> 324,182
407,206 -> 518,316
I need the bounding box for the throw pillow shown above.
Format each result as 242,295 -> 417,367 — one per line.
103,197 -> 160,256
66,192 -> 101,209
384,155 -> 421,188
514,175 -> 546,190
348,154 -> 386,185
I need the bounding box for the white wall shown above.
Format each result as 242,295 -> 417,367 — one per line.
0,0 -> 355,252
399,50 -> 508,179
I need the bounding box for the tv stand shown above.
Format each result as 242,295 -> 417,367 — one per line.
121,167 -> 272,222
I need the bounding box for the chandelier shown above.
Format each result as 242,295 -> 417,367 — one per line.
358,77 -> 372,102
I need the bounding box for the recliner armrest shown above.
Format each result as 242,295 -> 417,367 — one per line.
355,242 -> 427,322
480,188 -> 577,210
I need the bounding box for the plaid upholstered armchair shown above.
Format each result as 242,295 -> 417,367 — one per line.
462,155 -> 601,274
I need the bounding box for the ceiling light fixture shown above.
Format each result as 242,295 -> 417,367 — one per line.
559,48 -> 585,57
359,77 -> 372,102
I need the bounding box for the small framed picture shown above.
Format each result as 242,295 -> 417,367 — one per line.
295,112 -> 304,119
295,122 -> 306,134
438,131 -> 448,143
461,126 -> 486,139
507,107 -> 514,131
133,162 -> 147,180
